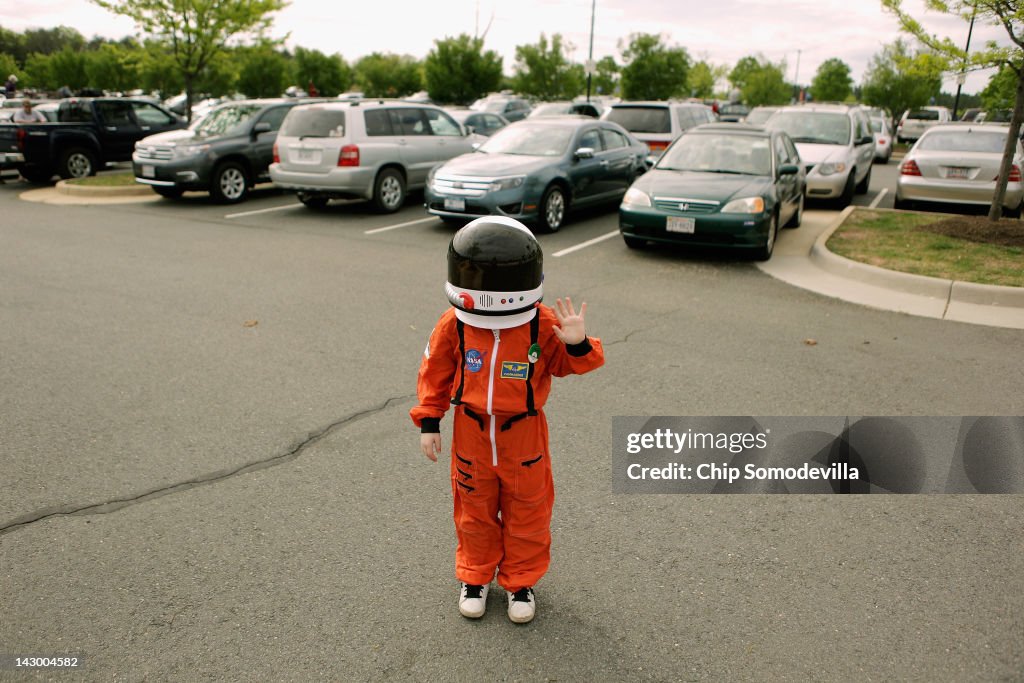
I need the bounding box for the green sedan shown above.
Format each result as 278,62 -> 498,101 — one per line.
619,124 -> 806,260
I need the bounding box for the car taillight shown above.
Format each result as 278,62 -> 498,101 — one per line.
646,141 -> 669,152
338,145 -> 359,167
272,142 -> 279,164
900,159 -> 921,176
16,127 -> 25,151
878,138 -> 887,145
1007,165 -> 1021,182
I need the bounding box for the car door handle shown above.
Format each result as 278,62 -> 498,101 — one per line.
600,159 -> 609,166
141,126 -> 150,131
105,126 -> 117,131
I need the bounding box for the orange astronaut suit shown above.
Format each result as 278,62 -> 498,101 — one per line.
411,305 -> 604,592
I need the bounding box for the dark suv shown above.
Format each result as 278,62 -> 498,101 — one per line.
133,99 -> 309,203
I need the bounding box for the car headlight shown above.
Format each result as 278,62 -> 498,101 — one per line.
817,162 -> 847,176
622,188 -> 652,207
721,196 -> 765,214
489,176 -> 525,191
173,144 -> 210,159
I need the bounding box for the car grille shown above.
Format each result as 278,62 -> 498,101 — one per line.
135,146 -> 173,161
432,176 -> 492,198
653,197 -> 719,214
428,201 -> 490,216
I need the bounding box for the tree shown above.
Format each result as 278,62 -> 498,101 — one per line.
981,65 -> 1016,112
423,34 -> 503,105
592,56 -> 619,96
355,53 -> 422,98
91,0 -> 288,120
689,60 -> 726,99
0,54 -> 24,88
730,54 -> 791,106
810,58 -> 853,102
237,46 -> 292,97
883,0 -> 1024,221
861,39 -> 944,129
619,33 -> 690,100
22,54 -> 54,92
48,48 -> 88,91
22,27 -> 85,56
511,33 -> 582,100
137,40 -> 183,96
294,47 -> 352,97
84,43 -> 140,92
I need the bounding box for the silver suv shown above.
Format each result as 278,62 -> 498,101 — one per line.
601,101 -> 716,158
765,104 -> 874,207
270,101 -> 480,211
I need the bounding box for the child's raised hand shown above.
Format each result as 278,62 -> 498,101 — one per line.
552,297 -> 587,345
421,433 -> 442,462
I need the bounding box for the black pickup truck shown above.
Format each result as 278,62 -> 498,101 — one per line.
0,98 -> 185,182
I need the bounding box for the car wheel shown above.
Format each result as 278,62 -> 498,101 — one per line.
19,167 -> 54,184
756,212 -> 778,261
855,165 -> 871,194
1002,202 -> 1022,219
373,168 -> 406,213
622,234 -> 646,249
211,162 -> 249,204
298,192 -> 329,209
153,186 -> 184,199
785,191 -> 804,229
538,184 -> 567,233
837,172 -> 856,208
58,147 -> 97,179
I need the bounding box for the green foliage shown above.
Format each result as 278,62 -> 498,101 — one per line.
22,53 -> 53,91
237,47 -> 292,98
137,40 -> 183,95
22,26 -> 85,56
810,58 -> 853,102
0,53 -> 24,86
688,60 -> 725,99
861,40 -> 945,126
294,47 -> 352,97
981,66 -> 1017,111
423,34 -> 503,105
0,27 -> 27,65
730,54 -> 790,106
49,48 -> 88,90
355,52 -> 421,98
84,43 -> 140,92
592,56 -> 618,96
619,33 -> 690,100
91,0 -> 288,118
511,33 -> 582,100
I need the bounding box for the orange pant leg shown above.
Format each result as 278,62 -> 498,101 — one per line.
451,407 -> 502,586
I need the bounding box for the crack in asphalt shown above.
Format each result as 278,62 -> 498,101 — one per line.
0,394 -> 414,536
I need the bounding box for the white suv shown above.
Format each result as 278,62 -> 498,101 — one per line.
601,101 -> 716,158
897,106 -> 952,143
270,101 -> 480,211
765,104 -> 875,207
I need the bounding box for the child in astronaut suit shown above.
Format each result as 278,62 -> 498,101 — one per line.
410,216 -> 604,623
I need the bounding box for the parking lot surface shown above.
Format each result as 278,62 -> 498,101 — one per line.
1,171 -> 1022,681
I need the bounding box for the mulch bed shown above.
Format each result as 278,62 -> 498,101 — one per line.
918,215 -> 1024,249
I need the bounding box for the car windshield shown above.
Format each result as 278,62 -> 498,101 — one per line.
530,103 -> 570,117
478,124 -> 573,156
917,130 -> 1009,153
657,133 -> 773,176
767,112 -> 851,145
870,118 -> 884,133
908,109 -> 940,120
278,108 -> 346,138
474,100 -> 508,113
604,106 -> 671,134
744,108 -> 777,126
193,104 -> 262,137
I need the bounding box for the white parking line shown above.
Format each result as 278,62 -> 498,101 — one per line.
869,188 -> 889,209
552,230 -> 620,257
225,203 -> 300,219
364,217 -> 438,235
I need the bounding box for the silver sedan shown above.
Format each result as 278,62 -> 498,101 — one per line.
895,123 -> 1024,217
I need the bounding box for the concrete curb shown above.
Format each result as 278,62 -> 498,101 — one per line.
811,206 -> 1024,312
56,178 -> 154,198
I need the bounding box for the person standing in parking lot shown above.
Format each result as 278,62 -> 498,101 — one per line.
13,99 -> 46,123
411,216 -> 604,625
4,75 -> 17,98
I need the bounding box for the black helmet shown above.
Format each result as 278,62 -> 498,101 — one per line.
446,217 -> 543,328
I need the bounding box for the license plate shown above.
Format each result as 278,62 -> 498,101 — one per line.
946,167 -> 969,179
297,149 -> 315,161
666,216 -> 695,234
444,197 -> 466,211
142,165 -> 155,178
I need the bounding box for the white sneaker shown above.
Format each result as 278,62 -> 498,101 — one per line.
459,583 -> 488,619
506,587 -> 536,623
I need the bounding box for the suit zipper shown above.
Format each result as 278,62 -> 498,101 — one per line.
487,329 -> 500,466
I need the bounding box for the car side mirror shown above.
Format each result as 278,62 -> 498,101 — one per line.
858,135 -> 873,146
252,121 -> 272,136
779,163 -> 799,175
574,147 -> 595,160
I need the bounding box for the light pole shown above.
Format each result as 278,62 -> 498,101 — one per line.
584,0 -> 597,102
794,49 -> 802,102
952,8 -> 976,120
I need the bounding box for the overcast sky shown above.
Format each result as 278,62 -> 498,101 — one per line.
0,0 -> 1010,94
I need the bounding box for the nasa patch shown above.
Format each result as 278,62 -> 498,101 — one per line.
465,349 -> 484,373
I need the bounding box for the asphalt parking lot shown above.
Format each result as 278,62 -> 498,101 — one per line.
1,167 -> 1022,681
